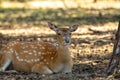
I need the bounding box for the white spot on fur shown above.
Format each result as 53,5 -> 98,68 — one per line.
44,59 -> 46,62
46,62 -> 49,64
41,47 -> 45,49
38,52 -> 41,55
24,51 -> 29,53
28,52 -> 32,55
19,59 -> 23,61
31,59 -> 34,62
26,60 -> 31,63
34,54 -> 37,56
51,57 -> 54,60
53,43 -> 58,47
33,50 -> 36,53
41,56 -> 43,59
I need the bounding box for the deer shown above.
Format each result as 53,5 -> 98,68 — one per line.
0,22 -> 78,74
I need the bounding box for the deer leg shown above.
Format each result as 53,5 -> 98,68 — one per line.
32,63 -> 53,74
63,66 -> 72,73
0,59 -> 12,72
62,62 -> 73,73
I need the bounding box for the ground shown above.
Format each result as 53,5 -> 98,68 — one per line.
0,0 -> 120,80
0,23 -> 119,80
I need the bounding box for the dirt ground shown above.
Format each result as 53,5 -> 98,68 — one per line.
0,0 -> 120,80
0,23 -> 119,80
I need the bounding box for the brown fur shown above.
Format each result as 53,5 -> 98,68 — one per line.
0,22 -> 78,74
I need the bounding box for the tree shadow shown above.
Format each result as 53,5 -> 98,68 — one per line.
0,7 -> 119,28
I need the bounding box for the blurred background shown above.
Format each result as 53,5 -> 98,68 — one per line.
0,0 -> 120,36
0,0 -> 120,79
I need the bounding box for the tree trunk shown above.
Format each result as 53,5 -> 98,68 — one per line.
106,21 -> 120,75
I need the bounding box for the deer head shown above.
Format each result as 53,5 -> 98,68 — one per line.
48,22 -> 79,46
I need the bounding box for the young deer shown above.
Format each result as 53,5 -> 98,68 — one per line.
0,22 -> 78,74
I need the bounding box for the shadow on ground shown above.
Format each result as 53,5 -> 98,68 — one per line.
0,8 -> 119,28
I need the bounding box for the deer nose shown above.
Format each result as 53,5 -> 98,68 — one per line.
65,37 -> 71,43
65,39 -> 70,43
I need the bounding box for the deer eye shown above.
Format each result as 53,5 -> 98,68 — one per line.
57,33 -> 61,35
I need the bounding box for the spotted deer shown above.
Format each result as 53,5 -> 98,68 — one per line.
0,22 -> 78,74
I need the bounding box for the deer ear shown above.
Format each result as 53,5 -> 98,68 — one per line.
48,22 -> 58,31
69,24 -> 79,32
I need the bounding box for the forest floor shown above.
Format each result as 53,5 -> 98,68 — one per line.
0,22 -> 119,80
0,0 -> 120,80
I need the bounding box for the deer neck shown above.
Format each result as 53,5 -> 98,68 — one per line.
58,44 -> 69,52
56,39 -> 71,59
56,37 -> 69,52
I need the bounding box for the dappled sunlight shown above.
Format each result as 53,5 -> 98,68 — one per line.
0,0 -> 119,26
0,22 -> 117,37
1,2 -> 24,8
0,27 -> 55,36
89,22 -> 118,32
1,0 -> 77,9
80,1 -> 120,9
0,8 -> 119,27
1,0 -> 120,9
27,1 -> 65,9
73,22 -> 117,39
0,0 -> 120,79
